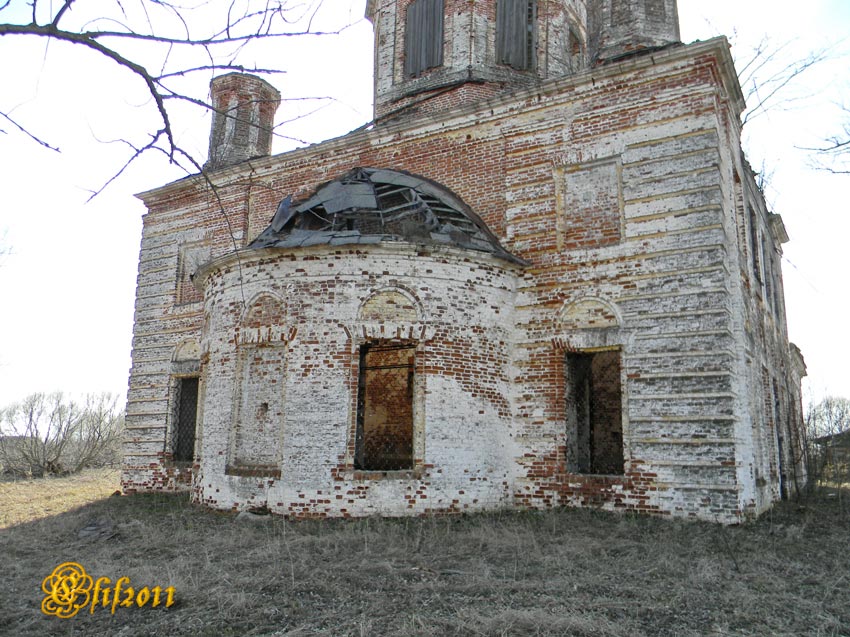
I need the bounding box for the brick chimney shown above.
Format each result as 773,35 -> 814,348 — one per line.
205,73 -> 281,170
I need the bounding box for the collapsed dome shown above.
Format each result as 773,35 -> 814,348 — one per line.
250,167 -> 525,264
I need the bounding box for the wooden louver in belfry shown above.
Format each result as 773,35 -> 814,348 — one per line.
404,0 -> 444,78
496,0 -> 536,71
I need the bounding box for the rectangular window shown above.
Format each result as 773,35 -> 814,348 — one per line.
355,342 -> 415,471
748,204 -> 761,283
762,235 -> 778,314
565,349 -> 624,475
496,0 -> 536,71
404,0 -> 444,78
172,377 -> 199,463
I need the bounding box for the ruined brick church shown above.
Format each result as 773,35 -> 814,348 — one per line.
122,0 -> 808,523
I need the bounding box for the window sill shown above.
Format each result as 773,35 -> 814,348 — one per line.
225,465 -> 281,478
166,460 -> 195,469
345,468 -> 424,481
565,472 -> 626,482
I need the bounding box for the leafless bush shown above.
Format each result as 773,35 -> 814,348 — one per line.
0,392 -> 123,477
804,396 -> 850,495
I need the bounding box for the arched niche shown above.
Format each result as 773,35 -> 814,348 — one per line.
239,293 -> 295,345
358,288 -> 422,323
242,293 -> 285,328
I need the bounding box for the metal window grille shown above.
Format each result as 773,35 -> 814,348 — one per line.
172,377 -> 198,462
566,350 -> 624,475
355,342 -> 415,471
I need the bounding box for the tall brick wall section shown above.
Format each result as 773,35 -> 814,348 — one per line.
730,165 -> 807,512
124,38 -> 802,522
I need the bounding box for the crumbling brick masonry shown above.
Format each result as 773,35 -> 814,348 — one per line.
122,0 -> 807,523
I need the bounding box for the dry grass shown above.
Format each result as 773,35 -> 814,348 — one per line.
2,470 -> 849,637
0,467 -> 121,528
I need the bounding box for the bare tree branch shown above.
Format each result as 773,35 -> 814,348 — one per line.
157,63 -> 284,79
0,0 -> 352,198
735,36 -> 831,125
51,0 -> 77,27
804,109 -> 850,174
0,110 -> 60,151
82,129 -> 170,202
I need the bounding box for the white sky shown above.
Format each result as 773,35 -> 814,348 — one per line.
0,1 -> 847,409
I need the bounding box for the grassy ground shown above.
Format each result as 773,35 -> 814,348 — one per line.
0,468 -> 121,528
1,470 -> 849,637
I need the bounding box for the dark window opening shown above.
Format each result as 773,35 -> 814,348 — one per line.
566,350 -> 624,475
355,342 -> 415,471
172,377 -> 199,463
496,0 -> 537,71
404,0 -> 444,78
748,204 -> 761,283
762,235 -> 771,300
773,379 -> 787,499
762,236 -> 779,315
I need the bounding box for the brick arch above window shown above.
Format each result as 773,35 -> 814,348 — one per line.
172,339 -> 201,375
358,287 -> 422,324
552,296 -> 630,352
173,339 -> 201,362
557,296 -> 623,331
239,293 -> 296,346
241,293 -> 285,327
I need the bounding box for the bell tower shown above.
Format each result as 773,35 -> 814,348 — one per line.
365,0 -> 680,123
365,0 -> 590,121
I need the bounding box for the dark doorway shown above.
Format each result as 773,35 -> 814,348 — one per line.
566,349 -> 624,475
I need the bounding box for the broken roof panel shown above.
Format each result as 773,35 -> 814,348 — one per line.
248,167 -> 526,265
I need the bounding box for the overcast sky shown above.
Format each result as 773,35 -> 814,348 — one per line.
0,0 -> 847,409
